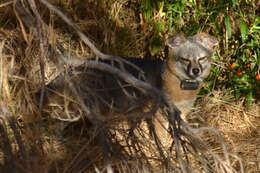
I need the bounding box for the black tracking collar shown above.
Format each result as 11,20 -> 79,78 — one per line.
180,80 -> 200,90
164,63 -> 200,90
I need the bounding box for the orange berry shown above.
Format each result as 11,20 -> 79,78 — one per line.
236,69 -> 241,76
247,63 -> 251,68
256,74 -> 260,80
228,63 -> 235,70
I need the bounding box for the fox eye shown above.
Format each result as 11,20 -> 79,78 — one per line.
199,56 -> 208,62
179,57 -> 190,63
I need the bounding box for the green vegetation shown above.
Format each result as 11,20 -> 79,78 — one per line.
139,0 -> 259,107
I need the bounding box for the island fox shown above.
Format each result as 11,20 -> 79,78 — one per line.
111,32 -> 218,141
151,32 -> 218,140
161,32 -> 218,115
43,32 -> 218,141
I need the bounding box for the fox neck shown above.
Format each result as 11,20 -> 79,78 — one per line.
161,60 -> 201,113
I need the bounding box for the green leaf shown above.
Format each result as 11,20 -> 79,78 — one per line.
240,74 -> 249,84
240,20 -> 248,43
169,12 -> 173,32
212,55 -> 220,62
224,15 -> 232,39
246,90 -> 253,108
234,88 -> 241,100
232,0 -> 238,9
232,75 -> 239,82
149,37 -> 162,56
155,22 -> 165,33
250,62 -> 256,71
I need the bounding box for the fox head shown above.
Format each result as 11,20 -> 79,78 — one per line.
167,33 -> 218,82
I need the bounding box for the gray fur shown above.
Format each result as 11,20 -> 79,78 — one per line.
167,33 -> 218,81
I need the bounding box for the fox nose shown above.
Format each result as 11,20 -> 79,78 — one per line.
192,68 -> 200,75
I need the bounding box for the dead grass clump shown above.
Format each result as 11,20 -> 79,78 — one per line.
189,90 -> 260,172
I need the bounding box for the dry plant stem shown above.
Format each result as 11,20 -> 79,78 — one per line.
98,128 -> 112,173
106,163 -> 113,173
8,116 -> 28,162
13,1 -> 95,122
228,153 -> 244,173
66,79 -> 105,122
13,0 -> 160,123
171,124 -> 189,172
192,127 -> 229,163
0,1 -> 13,8
0,43 -> 15,167
27,0 -> 48,151
0,41 -> 4,93
0,119 -> 15,168
63,131 -> 101,173
0,104 -> 24,170
13,0 -> 31,43
183,124 -> 244,173
39,0 -> 102,58
83,60 -> 157,96
39,0 -> 145,76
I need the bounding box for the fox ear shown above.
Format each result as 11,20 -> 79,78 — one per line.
192,33 -> 218,52
167,35 -> 186,48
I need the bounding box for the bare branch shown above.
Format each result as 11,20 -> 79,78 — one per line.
0,1 -> 13,8
39,0 -> 145,76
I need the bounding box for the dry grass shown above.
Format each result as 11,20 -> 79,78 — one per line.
0,0 -> 259,172
188,90 -> 260,172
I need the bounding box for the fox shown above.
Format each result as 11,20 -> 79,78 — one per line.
162,32 -> 218,116
151,32 -> 218,141
42,32 -> 218,142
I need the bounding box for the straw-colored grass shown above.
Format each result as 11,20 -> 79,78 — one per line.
189,90 -> 260,172
0,0 -> 259,172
